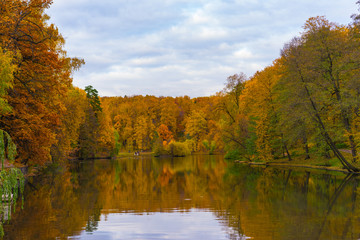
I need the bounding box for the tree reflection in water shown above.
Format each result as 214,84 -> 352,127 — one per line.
3,155 -> 360,239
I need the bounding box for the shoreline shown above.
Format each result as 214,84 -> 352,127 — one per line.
234,160 -> 356,174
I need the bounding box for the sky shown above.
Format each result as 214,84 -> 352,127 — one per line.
46,0 -> 358,97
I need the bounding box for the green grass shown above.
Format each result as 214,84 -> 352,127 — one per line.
115,151 -> 154,158
267,147 -> 360,171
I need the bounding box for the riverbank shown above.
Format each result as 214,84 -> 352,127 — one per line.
234,149 -> 360,174
235,160 -> 353,174
116,151 -> 153,158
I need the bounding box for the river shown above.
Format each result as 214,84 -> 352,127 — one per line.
3,154 -> 360,239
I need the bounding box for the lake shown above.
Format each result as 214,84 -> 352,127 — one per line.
3,154 -> 360,239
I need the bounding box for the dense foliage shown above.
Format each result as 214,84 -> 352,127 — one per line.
0,0 -> 113,165
236,16 -> 360,171
102,95 -> 222,155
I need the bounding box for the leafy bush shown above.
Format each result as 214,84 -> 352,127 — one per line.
224,149 -> 241,160
202,140 -> 216,154
335,142 -> 348,149
168,141 -> 191,157
153,139 -> 192,157
112,130 -> 122,157
152,138 -> 166,157
184,139 -> 196,152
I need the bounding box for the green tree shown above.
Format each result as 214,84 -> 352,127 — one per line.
0,49 -> 16,115
78,86 -> 103,159
216,73 -> 253,159
85,85 -> 102,114
279,17 -> 360,171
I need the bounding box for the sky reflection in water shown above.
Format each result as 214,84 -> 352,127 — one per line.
77,210 -> 246,240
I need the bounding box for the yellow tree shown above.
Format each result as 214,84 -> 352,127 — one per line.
185,110 -> 208,151
51,87 -> 88,161
240,63 -> 287,161
97,98 -> 115,155
134,115 -> 155,150
174,96 -> 193,139
113,102 -> 134,151
159,97 -> 179,137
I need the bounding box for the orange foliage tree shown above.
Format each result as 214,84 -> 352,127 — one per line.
0,0 -> 84,165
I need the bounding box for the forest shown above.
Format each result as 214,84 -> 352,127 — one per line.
1,0 -> 360,173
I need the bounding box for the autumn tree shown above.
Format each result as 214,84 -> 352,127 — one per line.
113,101 -> 134,151
159,97 -> 179,137
279,17 -> 360,171
0,0 -> 84,165
216,73 -> 253,159
240,64 -> 289,161
97,99 -> 116,155
350,3 -> 360,156
169,96 -> 192,140
185,110 -> 208,151
50,87 -> 88,161
157,124 -> 173,142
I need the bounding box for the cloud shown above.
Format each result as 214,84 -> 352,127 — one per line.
77,210 -> 244,239
46,0 -> 357,97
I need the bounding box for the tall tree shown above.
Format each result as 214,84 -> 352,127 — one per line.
85,85 -> 102,114
0,0 -> 83,165
216,73 -> 253,158
240,64 -> 288,161
279,17 -> 360,171
50,87 -> 88,161
185,110 -> 208,150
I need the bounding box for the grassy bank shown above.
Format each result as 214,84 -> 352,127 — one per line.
116,151 -> 154,158
235,149 -> 360,173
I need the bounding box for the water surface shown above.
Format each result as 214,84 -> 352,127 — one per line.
4,155 -> 360,239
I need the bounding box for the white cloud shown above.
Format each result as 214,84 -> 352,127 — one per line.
233,48 -> 255,59
46,0 -> 358,97
77,210 -> 242,239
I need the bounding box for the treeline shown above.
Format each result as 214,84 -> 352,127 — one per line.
103,15 -> 360,172
101,95 -> 224,156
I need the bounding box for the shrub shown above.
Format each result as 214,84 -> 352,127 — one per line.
202,140 -> 216,154
168,141 -> 191,157
153,138 -> 166,157
335,142 -> 348,149
224,149 -> 241,160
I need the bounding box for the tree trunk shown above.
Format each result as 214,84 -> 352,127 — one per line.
284,143 -> 292,161
327,54 -> 357,163
298,70 -> 359,172
303,135 -> 310,160
343,120 -> 358,163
